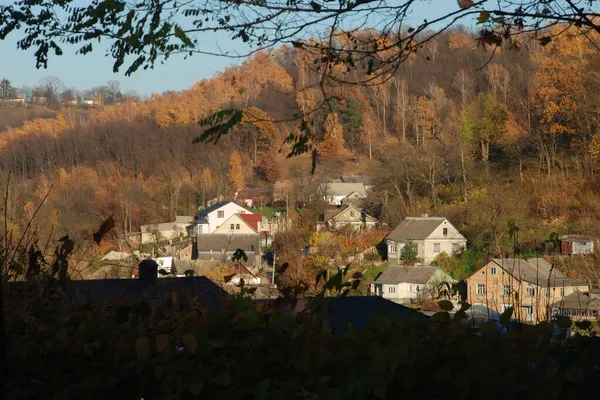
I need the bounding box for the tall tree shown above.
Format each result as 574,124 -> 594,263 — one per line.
0,78 -> 12,100
228,151 -> 245,193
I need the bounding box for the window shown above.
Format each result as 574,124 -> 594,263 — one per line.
490,267 -> 497,275
502,284 -> 511,296
560,287 -> 565,297
433,243 -> 441,252
526,287 -> 536,297
230,224 -> 235,230
476,284 -> 486,295
443,228 -> 448,236
524,306 -> 534,320
388,286 -> 396,293
452,243 -> 460,254
350,211 -> 355,217
217,211 -> 224,218
390,244 -> 397,253
236,224 -> 240,230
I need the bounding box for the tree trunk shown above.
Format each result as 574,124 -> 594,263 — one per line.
459,141 -> 468,203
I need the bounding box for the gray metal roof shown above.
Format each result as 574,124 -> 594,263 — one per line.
319,183 -> 367,197
197,201 -> 236,217
551,292 -> 600,310
340,175 -> 374,185
386,217 -> 447,242
375,266 -> 442,284
490,258 -> 588,287
196,234 -> 260,252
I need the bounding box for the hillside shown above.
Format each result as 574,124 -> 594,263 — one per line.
0,102 -> 58,131
1,26 -> 600,281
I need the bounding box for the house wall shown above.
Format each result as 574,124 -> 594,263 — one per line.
571,241 -> 594,255
213,214 -> 257,234
466,261 -> 589,322
387,240 -> 424,265
140,223 -> 189,244
205,203 -> 249,233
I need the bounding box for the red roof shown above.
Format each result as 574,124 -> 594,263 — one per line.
239,213 -> 262,232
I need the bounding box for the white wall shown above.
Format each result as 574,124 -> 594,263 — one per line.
141,223 -> 188,244
213,214 -> 258,234
372,282 -> 425,301
204,202 -> 249,233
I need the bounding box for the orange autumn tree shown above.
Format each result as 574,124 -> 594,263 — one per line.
228,151 -> 245,193
318,113 -> 351,159
241,106 -> 279,167
199,167 -> 215,207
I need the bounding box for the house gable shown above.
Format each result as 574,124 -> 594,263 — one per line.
425,219 -> 466,241
328,205 -> 377,224
213,214 -> 258,234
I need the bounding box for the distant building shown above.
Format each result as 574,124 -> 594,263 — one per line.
324,204 -> 377,232
188,201 -> 250,235
235,187 -> 268,208
385,217 -> 467,265
558,235 -> 596,255
371,266 -> 457,304
340,175 -> 374,190
466,258 -> 589,323
313,182 -> 367,206
140,215 -> 195,244
192,234 -> 261,267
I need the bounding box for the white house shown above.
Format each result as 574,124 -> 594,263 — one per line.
386,216 -> 467,265
213,213 -> 259,235
313,182 -> 367,206
370,266 -> 456,304
188,201 -> 250,235
140,215 -> 195,244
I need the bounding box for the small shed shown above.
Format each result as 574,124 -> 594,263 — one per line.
559,235 -> 596,255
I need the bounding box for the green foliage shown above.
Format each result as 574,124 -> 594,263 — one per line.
433,249 -> 480,280
400,240 -> 419,266
335,97 -> 363,151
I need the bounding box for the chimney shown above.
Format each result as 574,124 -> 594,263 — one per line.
138,259 -> 158,283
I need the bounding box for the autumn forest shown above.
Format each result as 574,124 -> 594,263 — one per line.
2,26 -> 600,276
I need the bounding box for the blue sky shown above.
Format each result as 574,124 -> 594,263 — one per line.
0,1 -> 459,96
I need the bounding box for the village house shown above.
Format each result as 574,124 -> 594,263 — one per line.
140,215 -> 195,244
192,234 -> 261,267
187,201 -> 250,235
551,289 -> 600,320
466,258 -> 589,323
312,182 -> 367,206
340,175 -> 375,190
235,187 -> 268,208
225,261 -> 262,285
386,216 -> 467,265
558,235 -> 596,255
213,213 -> 261,235
323,204 -> 378,231
370,266 -> 457,304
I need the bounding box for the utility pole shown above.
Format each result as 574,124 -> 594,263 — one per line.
272,252 -> 276,285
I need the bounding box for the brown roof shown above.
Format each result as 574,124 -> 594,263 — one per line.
237,187 -> 267,199
490,258 -> 588,287
386,217 -> 447,242
374,266 -> 444,284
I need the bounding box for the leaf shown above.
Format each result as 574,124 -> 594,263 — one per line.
254,378 -> 271,400
478,321 -> 499,335
189,382 -> 204,395
564,366 -> 583,384
310,1 -> 322,11
182,333 -> 198,354
437,300 -> 454,311
555,316 -> 572,329
539,36 -> 552,46
499,306 -> 513,325
213,373 -> 232,387
208,339 -> 225,348
135,337 -> 150,359
232,248 -> 248,262
55,328 -> 68,341
457,0 -> 474,9
93,216 -> 115,245
575,320 -> 591,331
477,11 -> 490,24
155,334 -> 170,353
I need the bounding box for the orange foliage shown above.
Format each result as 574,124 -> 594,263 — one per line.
318,113 -> 351,159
